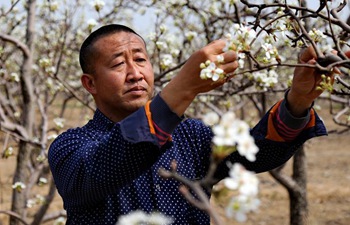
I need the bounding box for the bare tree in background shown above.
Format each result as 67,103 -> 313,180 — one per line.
1,0 -> 350,225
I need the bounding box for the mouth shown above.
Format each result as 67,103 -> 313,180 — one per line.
125,85 -> 147,94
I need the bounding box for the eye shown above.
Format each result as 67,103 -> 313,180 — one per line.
135,58 -> 146,63
112,61 -> 124,68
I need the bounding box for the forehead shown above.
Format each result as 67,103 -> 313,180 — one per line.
93,31 -> 146,52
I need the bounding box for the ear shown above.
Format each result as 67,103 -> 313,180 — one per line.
81,74 -> 97,95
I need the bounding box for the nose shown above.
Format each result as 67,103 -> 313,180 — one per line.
126,63 -> 144,83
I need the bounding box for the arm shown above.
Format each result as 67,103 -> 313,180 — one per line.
48,95 -> 182,207
286,46 -> 350,117
214,47 -> 338,178
161,39 -> 238,116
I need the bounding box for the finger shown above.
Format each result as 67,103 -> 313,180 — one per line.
220,60 -> 239,74
206,39 -> 227,55
345,50 -> 350,58
221,50 -> 237,64
294,58 -> 317,79
299,46 -> 318,63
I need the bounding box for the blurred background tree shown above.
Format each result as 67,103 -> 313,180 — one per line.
0,0 -> 349,224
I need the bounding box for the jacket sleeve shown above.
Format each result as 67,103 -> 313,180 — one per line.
214,100 -> 327,180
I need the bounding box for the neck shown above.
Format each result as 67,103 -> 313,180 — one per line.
96,106 -> 132,123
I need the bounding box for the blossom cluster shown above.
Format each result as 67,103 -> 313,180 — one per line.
249,70 -> 279,91
202,111 -> 259,161
223,163 -> 260,222
26,194 -> 46,208
147,25 -> 180,71
38,58 -> 56,75
224,24 -> 257,52
203,111 -> 260,222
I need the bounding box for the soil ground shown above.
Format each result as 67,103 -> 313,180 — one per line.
1,103 -> 349,225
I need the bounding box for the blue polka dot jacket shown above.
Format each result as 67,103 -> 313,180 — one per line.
48,94 -> 327,225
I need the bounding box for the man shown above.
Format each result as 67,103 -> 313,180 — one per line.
49,24 -> 331,224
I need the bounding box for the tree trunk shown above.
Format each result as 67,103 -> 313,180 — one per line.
10,0 -> 36,224
289,145 -> 308,225
269,145 -> 308,225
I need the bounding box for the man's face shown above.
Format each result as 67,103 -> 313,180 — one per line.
88,31 -> 154,121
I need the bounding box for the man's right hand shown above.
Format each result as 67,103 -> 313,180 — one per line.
160,39 -> 239,116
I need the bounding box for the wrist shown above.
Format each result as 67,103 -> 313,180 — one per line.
286,89 -> 313,117
160,81 -> 196,117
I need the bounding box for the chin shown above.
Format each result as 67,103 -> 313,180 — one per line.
126,99 -> 149,111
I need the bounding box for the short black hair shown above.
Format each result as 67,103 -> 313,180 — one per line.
79,24 -> 145,74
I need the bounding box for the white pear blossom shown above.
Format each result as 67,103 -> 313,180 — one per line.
217,55 -> 225,63
39,57 -> 51,68
212,125 -> 235,146
14,111 -> 21,118
53,217 -> 66,225
203,111 -> 259,162
308,28 -> 326,43
27,194 -> 46,208
236,135 -> 259,162
155,41 -> 168,50
10,72 -> 20,82
26,199 -> 36,208
12,182 -> 26,192
147,32 -> 157,42
223,163 -> 260,221
238,53 -> 246,68
200,61 -> 224,81
36,154 -> 46,163
116,211 -> 172,225
168,0 -> 187,5
225,194 -> 261,222
185,31 -> 197,41
0,68 -> 5,76
250,70 -> 278,90
239,173 -> 259,196
47,134 -> 58,141
224,163 -> 258,195
90,0 -> 105,12
49,1 -> 59,11
38,177 -> 48,186
3,146 -> 14,158
87,19 -> 98,31
170,48 -> 180,57
202,112 -> 220,126
159,24 -> 167,33
209,2 -> 220,15
160,54 -> 173,69
261,43 -> 272,59
53,117 -> 65,129
220,112 -> 236,127
224,24 -> 256,52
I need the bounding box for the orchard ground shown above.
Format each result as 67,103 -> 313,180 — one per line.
0,101 -> 349,225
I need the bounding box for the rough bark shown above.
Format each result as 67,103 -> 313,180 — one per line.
289,146 -> 308,225
270,145 -> 308,225
10,0 -> 36,224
